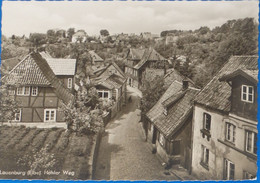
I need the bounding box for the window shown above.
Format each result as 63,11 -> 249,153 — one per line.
9,89 -> 15,95
245,130 -> 257,154
44,109 -> 56,122
159,133 -> 165,147
31,87 -> 38,96
97,90 -> 109,99
241,85 -> 254,103
68,78 -> 73,89
243,171 -> 255,179
224,159 -> 235,180
163,108 -> 167,115
203,113 -> 211,131
225,123 -> 236,143
201,145 -> 209,166
14,109 -> 21,122
17,86 -> 30,96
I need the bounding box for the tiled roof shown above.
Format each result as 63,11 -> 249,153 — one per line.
146,81 -> 183,122
195,55 -> 258,112
39,51 -> 52,59
129,48 -> 145,60
164,68 -> 195,88
134,48 -> 166,70
89,50 -> 104,62
3,55 -> 51,86
147,80 -> 200,138
45,58 -> 76,75
219,69 -> 258,85
3,52 -> 74,105
95,74 -> 124,89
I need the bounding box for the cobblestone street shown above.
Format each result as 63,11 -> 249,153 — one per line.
94,88 -> 179,180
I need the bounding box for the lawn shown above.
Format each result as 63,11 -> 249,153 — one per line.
0,125 -> 94,180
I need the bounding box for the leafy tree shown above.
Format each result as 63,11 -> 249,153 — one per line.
100,29 -> 109,36
67,28 -> 75,41
29,33 -> 47,48
140,76 -> 166,114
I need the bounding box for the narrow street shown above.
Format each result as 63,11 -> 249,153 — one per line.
93,87 -> 179,180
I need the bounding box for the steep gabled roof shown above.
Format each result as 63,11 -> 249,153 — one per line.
3,52 -> 74,105
3,54 -> 51,86
128,48 -> 146,60
195,55 -> 258,112
146,81 -> 183,122
89,50 -> 104,62
146,80 -> 200,138
164,68 -> 195,88
134,48 -> 166,70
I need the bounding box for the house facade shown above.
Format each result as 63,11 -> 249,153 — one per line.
145,80 -> 200,171
124,47 -> 168,88
93,62 -> 127,118
3,52 -> 75,124
191,56 -> 258,180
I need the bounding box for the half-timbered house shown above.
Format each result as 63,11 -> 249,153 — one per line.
2,52 -> 75,125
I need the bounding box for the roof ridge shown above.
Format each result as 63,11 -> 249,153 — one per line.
232,55 -> 258,57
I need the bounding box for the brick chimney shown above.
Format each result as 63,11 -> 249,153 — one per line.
182,79 -> 189,90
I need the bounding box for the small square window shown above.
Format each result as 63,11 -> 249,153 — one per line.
68,78 -> 73,89
31,87 -> 38,96
241,85 -> 254,103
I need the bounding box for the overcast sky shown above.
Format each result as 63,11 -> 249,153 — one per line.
2,1 -> 259,37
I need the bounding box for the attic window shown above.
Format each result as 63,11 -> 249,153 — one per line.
241,85 -> 254,103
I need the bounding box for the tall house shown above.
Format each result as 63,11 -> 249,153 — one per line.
191,56 -> 258,180
124,47 -> 167,88
2,52 -> 75,123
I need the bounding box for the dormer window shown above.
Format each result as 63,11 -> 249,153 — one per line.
241,85 -> 254,103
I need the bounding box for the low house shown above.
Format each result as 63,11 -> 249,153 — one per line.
72,30 -> 87,43
164,68 -> 195,88
92,62 -> 127,118
191,55 -> 258,180
2,52 -> 75,124
124,47 -> 168,88
145,80 -> 200,171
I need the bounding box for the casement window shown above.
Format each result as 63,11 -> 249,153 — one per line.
201,145 -> 209,166
245,130 -> 257,154
243,171 -> 255,179
44,109 -> 56,122
224,159 -> 235,180
225,123 -> 236,143
203,113 -> 211,131
98,90 -> 109,99
9,89 -> 15,96
241,85 -> 254,103
17,86 -> 30,96
68,78 -> 73,89
14,109 -> 22,122
31,87 -> 38,96
159,133 -> 165,147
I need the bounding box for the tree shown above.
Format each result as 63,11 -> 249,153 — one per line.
100,29 -> 109,37
140,76 -> 166,114
67,28 -> 75,40
29,33 -> 47,48
0,80 -> 19,122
